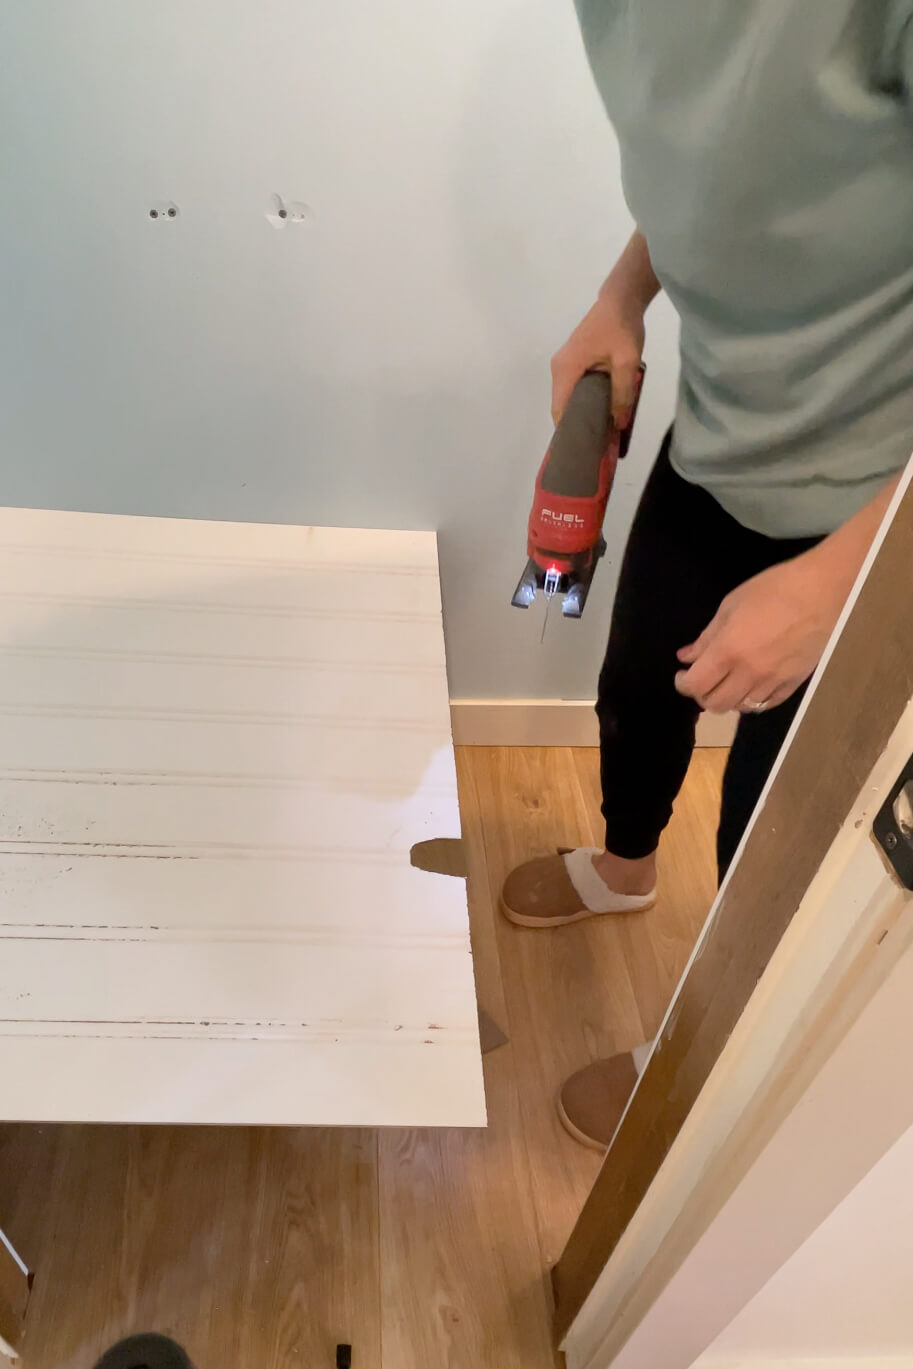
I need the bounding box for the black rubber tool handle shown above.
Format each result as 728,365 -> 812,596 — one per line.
540,371 -> 615,498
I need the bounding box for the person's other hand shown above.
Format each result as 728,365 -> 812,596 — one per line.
550,284 -> 645,429
673,553 -> 846,715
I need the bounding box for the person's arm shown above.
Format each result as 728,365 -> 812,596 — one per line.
551,230 -> 661,428
675,473 -> 903,715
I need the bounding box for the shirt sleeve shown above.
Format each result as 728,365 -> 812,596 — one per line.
883,0 -> 913,99
902,16 -> 913,94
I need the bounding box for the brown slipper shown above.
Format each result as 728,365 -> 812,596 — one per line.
500,848 -> 655,928
557,1053 -> 640,1151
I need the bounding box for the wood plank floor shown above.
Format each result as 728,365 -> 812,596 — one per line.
0,746 -> 724,1369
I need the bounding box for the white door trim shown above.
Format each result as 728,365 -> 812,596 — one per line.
561,457 -> 913,1369
564,698 -> 913,1369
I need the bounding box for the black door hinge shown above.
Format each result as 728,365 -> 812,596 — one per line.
873,752 -> 913,891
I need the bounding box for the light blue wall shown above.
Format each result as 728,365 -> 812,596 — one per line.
0,0 -> 679,698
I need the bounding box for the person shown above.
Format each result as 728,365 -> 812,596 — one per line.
500,1 -> 913,1151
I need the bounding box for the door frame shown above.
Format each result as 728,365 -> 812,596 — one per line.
556,460 -> 913,1366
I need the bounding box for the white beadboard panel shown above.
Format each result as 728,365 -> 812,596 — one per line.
0,600 -> 442,668
0,550 -> 443,613
0,765 -> 457,848
0,857 -> 469,940
0,651 -> 447,721
1,940 -> 475,1033
0,506 -> 484,1126
0,506 -> 440,564
0,716 -> 452,787
0,1037 -> 484,1128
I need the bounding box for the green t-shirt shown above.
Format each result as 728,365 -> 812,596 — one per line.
575,0 -> 913,537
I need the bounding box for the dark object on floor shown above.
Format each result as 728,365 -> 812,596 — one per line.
478,1008 -> 509,1055
409,836 -> 466,877
93,1334 -> 193,1369
336,1346 -> 352,1369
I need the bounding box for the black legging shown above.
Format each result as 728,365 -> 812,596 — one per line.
597,431 -> 821,882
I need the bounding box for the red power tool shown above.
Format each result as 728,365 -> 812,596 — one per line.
511,367 -> 644,619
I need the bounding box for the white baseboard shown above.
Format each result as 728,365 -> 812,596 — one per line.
450,699 -> 737,748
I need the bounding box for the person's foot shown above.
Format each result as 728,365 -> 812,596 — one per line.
500,847 -> 655,927
557,1052 -> 640,1150
93,1335 -> 193,1369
